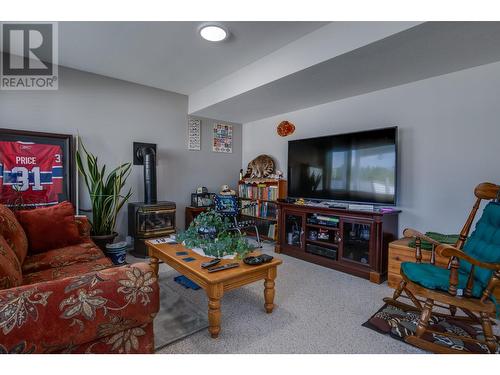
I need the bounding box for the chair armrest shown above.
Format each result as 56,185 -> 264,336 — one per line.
0,262 -> 159,353
436,244 -> 500,297
74,215 -> 92,240
402,228 -> 443,264
403,228 -> 442,246
436,244 -> 500,271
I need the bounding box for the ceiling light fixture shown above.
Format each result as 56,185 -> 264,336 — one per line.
199,23 -> 229,42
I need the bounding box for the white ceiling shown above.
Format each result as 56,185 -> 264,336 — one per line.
8,21 -> 499,124
58,21 -> 327,95
193,22 -> 500,123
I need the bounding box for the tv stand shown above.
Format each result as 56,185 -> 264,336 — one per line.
276,202 -> 400,283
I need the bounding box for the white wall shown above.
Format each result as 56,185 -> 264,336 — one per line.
243,61 -> 500,235
0,66 -> 242,237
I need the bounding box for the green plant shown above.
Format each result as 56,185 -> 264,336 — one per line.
176,209 -> 253,259
76,138 -> 132,236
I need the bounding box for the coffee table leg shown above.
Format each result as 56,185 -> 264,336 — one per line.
264,267 -> 277,313
207,283 -> 223,338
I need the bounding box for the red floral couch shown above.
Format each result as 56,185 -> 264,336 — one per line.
0,203 -> 159,354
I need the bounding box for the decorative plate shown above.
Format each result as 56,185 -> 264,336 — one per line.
277,120 -> 296,137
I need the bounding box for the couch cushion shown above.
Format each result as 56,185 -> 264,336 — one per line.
22,240 -> 106,274
21,257 -> 113,285
16,201 -> 82,254
0,204 -> 28,263
0,235 -> 23,289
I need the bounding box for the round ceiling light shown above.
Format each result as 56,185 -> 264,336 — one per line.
199,23 -> 229,42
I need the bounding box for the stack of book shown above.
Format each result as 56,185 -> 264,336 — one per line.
238,183 -> 279,201
307,214 -> 339,227
241,201 -> 277,220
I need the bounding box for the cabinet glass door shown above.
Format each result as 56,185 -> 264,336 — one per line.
284,211 -> 304,249
341,220 -> 372,265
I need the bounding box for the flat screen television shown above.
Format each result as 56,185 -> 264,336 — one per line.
287,127 -> 398,205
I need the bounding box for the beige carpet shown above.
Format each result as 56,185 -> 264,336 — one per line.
153,275 -> 208,350
142,240 -> 429,354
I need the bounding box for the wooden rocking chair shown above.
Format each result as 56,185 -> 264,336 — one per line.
384,182 -> 500,354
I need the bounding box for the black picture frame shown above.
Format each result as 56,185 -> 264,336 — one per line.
191,192 -> 215,208
0,128 -> 75,207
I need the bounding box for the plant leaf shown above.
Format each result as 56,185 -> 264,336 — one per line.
76,138 -> 133,235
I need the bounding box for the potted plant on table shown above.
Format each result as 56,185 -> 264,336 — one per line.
76,139 -> 132,254
176,209 -> 253,259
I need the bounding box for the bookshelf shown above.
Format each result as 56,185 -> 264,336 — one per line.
237,178 -> 287,241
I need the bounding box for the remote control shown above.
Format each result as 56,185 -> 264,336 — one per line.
201,258 -> 221,269
243,254 -> 274,266
259,254 -> 274,263
207,263 -> 240,273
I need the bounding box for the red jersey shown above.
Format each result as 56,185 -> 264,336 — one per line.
0,141 -> 64,207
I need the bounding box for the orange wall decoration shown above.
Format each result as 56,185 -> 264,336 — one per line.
277,121 -> 295,137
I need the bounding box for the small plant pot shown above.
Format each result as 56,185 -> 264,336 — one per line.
105,241 -> 128,265
91,232 -> 118,252
198,226 -> 217,240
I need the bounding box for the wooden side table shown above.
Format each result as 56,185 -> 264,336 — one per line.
388,239 -> 449,288
185,206 -> 210,229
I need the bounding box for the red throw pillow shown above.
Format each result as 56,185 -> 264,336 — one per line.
16,201 -> 82,254
0,235 -> 22,289
0,204 -> 29,264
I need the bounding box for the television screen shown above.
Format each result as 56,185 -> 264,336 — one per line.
287,127 -> 397,205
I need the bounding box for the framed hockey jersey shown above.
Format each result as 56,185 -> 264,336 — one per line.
0,129 -> 75,208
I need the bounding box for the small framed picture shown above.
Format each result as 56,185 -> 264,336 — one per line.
212,123 -> 232,153
187,117 -> 201,151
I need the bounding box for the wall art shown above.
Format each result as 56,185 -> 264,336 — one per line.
187,117 -> 201,151
212,123 -> 232,153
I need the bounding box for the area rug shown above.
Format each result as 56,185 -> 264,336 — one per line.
154,275 -> 208,350
363,303 -> 499,353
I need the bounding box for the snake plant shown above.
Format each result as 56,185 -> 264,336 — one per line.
76,138 -> 132,236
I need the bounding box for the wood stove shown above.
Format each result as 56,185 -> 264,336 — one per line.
128,201 -> 176,257
128,144 -> 176,257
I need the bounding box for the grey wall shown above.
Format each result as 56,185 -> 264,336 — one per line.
242,61 -> 500,235
177,115 -> 242,218
0,66 -> 242,237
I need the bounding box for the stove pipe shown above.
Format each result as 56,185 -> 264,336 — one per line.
141,146 -> 157,204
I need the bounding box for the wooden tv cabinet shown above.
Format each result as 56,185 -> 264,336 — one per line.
276,202 -> 400,283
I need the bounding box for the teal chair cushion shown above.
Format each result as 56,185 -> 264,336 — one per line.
401,262 -> 485,298
401,203 -> 500,317
461,201 -> 500,288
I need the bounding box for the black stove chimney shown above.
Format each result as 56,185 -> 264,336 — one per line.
141,146 -> 157,204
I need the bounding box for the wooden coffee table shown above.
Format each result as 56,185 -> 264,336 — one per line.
146,241 -> 282,338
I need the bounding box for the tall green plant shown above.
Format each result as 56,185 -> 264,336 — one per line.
76,139 -> 132,236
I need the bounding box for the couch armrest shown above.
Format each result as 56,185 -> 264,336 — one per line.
0,262 -> 159,353
74,215 -> 92,240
